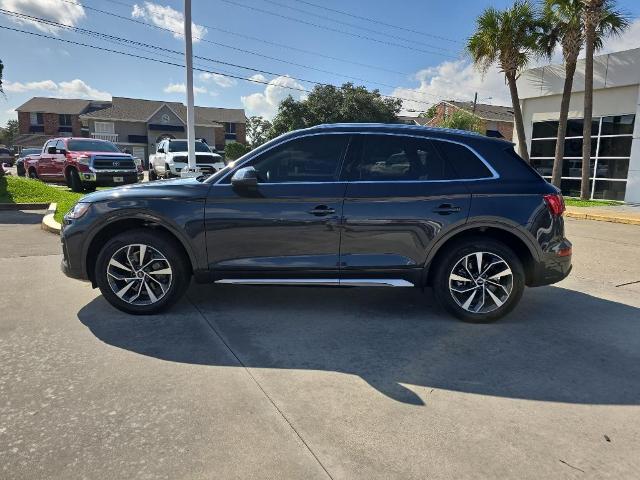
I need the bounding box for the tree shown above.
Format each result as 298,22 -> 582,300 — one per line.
435,109 -> 484,133
541,0 -> 627,190
419,105 -> 438,119
0,119 -> 18,146
246,116 -> 272,148
467,1 -> 544,162
579,0 -> 627,199
224,142 -> 251,161
270,83 -> 401,138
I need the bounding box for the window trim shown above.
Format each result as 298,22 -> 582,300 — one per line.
214,131 -> 499,185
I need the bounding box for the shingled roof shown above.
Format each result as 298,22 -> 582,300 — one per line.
447,101 -> 514,123
15,97 -> 95,115
80,97 -> 246,124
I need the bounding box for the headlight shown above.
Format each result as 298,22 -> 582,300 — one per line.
76,155 -> 90,165
65,202 -> 90,220
133,157 -> 142,166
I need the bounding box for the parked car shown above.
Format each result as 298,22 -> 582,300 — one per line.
26,137 -> 143,192
0,147 -> 13,167
148,139 -> 225,180
15,148 -> 41,177
60,123 -> 572,322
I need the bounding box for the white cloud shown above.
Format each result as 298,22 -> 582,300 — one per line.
3,78 -> 110,100
163,82 -> 207,95
248,73 -> 267,83
0,0 -> 85,34
241,75 -> 305,119
392,60 -> 511,114
198,72 -> 237,88
132,1 -> 207,42
601,18 -> 640,54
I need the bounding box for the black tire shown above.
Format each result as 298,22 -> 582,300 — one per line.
17,164 -> 26,177
433,238 -> 525,323
68,168 -> 83,193
95,229 -> 191,315
28,168 -> 38,179
149,167 -> 158,181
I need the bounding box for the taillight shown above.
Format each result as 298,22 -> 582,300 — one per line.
543,193 -> 565,216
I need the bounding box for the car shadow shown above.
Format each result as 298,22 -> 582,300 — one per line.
78,284 -> 640,406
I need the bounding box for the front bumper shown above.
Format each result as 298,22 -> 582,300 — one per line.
60,229 -> 88,281
80,170 -> 143,186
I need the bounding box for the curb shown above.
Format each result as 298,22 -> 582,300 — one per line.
565,209 -> 640,226
0,202 -> 50,211
41,203 -> 62,234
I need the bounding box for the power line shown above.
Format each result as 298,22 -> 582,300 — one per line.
219,0 -> 459,59
0,22 -> 445,107
260,0 -> 458,54
294,0 -> 463,45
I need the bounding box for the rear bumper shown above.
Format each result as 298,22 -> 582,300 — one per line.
528,238 -> 573,287
80,171 -> 143,186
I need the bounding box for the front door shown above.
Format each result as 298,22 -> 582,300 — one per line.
205,134 -> 350,279
339,134 -> 472,283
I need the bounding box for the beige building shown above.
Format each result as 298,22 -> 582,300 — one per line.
515,48 -> 640,202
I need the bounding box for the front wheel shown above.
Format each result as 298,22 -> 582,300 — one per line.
68,168 -> 83,193
95,229 -> 191,315
433,239 -> 525,323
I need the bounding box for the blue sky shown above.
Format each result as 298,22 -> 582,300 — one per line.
1,0 -> 640,125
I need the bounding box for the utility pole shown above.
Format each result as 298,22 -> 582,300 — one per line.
182,0 -> 197,176
472,92 -> 478,114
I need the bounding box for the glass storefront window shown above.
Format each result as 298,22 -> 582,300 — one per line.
600,115 -> 635,135
598,137 -> 632,157
532,121 -> 558,138
593,180 -> 627,201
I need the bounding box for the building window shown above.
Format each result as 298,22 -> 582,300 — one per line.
225,122 -> 236,134
530,114 -> 635,201
30,112 -> 43,125
94,121 -> 115,134
59,114 -> 73,126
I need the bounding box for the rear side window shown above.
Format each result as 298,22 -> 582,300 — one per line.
344,135 -> 456,181
433,140 -> 493,179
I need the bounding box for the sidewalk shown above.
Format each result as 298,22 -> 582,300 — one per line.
565,203 -> 640,225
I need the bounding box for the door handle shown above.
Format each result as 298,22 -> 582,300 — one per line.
433,204 -> 462,215
308,205 -> 336,216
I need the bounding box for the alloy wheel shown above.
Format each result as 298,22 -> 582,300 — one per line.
449,251 -> 513,314
106,244 -> 173,306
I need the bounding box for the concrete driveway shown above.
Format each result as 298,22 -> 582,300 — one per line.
1,213 -> 639,479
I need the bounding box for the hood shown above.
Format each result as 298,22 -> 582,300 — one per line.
79,177 -> 210,203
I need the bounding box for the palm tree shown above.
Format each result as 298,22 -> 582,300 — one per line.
468,1 -> 543,162
580,0 -> 628,199
542,0 -> 626,190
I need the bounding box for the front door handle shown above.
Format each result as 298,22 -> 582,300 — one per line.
433,204 -> 462,215
308,205 -> 336,216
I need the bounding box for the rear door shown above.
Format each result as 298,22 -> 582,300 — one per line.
51,140 -> 67,181
205,133 -> 350,278
339,134 -> 472,282
37,140 -> 54,178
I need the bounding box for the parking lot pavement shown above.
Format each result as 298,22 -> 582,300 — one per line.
1,215 -> 639,479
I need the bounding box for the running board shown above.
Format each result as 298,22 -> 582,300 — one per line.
215,278 -> 414,287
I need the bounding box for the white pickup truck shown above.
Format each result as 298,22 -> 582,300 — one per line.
149,139 -> 225,180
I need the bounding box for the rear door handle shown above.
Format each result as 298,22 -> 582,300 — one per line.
308,205 -> 336,216
433,204 -> 462,215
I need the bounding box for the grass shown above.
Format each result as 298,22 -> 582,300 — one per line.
0,176 -> 86,224
564,197 -> 623,208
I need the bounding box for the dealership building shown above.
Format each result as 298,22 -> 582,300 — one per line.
515,47 -> 640,203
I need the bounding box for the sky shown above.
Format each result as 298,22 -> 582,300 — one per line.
1,0 -> 640,126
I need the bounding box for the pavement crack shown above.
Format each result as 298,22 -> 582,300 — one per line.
615,280 -> 640,287
559,459 -> 585,473
186,294 -> 334,480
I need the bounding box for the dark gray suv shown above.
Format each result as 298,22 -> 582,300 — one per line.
60,124 -> 572,322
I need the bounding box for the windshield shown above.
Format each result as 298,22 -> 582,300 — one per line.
169,141 -> 211,152
67,139 -> 121,152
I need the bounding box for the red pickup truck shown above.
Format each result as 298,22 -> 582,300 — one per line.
26,137 -> 143,192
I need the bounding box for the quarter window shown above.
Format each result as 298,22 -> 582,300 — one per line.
432,140 -> 493,179
250,135 -> 348,183
345,135 -> 456,181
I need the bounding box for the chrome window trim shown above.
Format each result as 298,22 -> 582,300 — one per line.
213,131 -> 499,186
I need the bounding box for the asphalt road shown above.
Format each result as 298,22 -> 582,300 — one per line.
1,213 -> 639,479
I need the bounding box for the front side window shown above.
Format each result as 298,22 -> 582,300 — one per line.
67,139 -> 120,152
250,134 -> 349,183
345,135 -> 456,181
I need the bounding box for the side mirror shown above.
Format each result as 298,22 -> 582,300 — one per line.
47,146 -> 57,154
231,166 -> 258,187
157,147 -> 165,153
58,148 -> 67,155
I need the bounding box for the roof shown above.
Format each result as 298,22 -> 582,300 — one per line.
518,47 -> 640,99
396,115 -> 431,126
80,97 -> 246,124
11,133 -> 54,147
15,97 -> 94,115
446,101 -> 514,123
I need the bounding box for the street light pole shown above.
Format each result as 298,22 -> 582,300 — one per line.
183,0 -> 197,174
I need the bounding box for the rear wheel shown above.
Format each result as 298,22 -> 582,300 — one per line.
149,167 -> 158,181
433,238 -> 524,323
28,168 -> 38,179
95,229 -> 191,315
68,168 -> 83,193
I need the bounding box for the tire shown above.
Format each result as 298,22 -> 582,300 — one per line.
68,168 -> 83,193
149,167 -> 158,181
28,168 -> 38,179
95,229 -> 191,315
433,238 -> 525,323
17,164 -> 26,177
